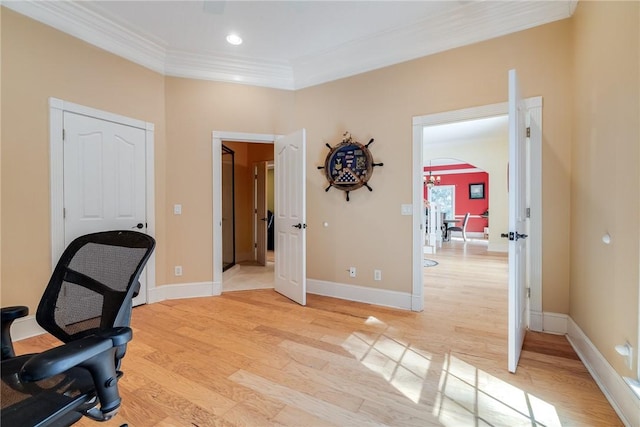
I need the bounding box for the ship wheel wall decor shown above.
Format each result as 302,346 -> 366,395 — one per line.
317,132 -> 384,201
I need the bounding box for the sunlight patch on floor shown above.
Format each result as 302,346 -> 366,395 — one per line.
435,353 -> 561,426
342,317 -> 433,403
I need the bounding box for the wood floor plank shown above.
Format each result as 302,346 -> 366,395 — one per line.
271,405 -> 339,427
229,369 -> 385,427
126,354 -> 237,415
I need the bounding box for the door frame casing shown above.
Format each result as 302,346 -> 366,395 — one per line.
412,98 -> 542,317
212,131 -> 279,291
49,97 -> 156,303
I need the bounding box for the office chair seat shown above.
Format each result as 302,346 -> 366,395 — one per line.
1,355 -> 93,426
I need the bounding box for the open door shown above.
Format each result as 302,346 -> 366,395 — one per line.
255,161 -> 268,266
274,129 -> 306,305
507,69 -> 529,373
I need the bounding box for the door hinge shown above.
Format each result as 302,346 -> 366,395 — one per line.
527,288 -> 531,298
254,243 -> 257,248
63,208 -> 66,219
526,207 -> 531,218
62,129 -> 66,140
526,127 -> 531,138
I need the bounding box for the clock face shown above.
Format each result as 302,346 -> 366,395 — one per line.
324,141 -> 374,192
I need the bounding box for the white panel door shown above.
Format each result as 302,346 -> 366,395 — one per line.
508,69 -> 529,373
63,112 -> 147,304
274,129 -> 306,305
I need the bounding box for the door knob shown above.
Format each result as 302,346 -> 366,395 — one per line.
292,223 -> 307,229
133,223 -> 144,229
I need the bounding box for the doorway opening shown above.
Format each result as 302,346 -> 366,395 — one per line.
219,140 -> 275,292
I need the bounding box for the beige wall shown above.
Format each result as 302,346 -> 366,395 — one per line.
570,0 -> 639,376
0,9 -> 166,311
295,19 -> 573,311
163,77 -> 293,283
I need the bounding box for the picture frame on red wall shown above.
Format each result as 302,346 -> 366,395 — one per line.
469,183 -> 485,199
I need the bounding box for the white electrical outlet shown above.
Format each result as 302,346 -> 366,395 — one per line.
174,265 -> 183,276
615,342 -> 633,370
349,267 -> 356,278
174,204 -> 182,215
374,270 -> 382,281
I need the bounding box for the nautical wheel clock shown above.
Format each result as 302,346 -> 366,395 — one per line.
317,132 -> 383,201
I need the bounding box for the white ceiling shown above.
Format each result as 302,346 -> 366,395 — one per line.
422,115 -> 508,166
4,0 -> 576,90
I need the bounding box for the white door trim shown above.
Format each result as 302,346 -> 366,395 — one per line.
212,131 -> 279,291
49,98 -> 156,303
412,98 -> 542,316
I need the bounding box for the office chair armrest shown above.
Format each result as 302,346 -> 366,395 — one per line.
20,336 -> 111,382
20,327 -> 133,381
1,306 -> 29,323
1,306 -> 29,359
20,327 -> 133,421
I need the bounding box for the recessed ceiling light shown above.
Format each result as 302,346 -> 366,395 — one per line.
226,34 -> 243,46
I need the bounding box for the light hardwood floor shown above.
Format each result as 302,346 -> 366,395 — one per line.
14,241 -> 621,426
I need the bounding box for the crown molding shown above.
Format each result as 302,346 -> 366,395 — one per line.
3,0 -> 575,91
291,1 -> 575,89
165,50 -> 295,90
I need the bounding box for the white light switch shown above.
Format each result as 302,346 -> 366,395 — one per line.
174,204 -> 182,215
401,204 -> 413,215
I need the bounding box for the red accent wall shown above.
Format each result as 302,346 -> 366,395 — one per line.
424,167 -> 489,232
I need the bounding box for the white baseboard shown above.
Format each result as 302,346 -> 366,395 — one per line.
307,279 -> 412,310
449,231 -> 485,239
541,312 -> 568,335
530,310 -> 543,332
11,281 -> 223,342
147,281 -> 221,303
567,317 -> 640,427
528,311 -> 567,334
7,315 -> 47,342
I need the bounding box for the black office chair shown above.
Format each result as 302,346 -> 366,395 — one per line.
1,231 -> 155,426
447,212 -> 470,241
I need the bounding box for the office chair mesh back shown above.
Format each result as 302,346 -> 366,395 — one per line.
37,232 -> 151,343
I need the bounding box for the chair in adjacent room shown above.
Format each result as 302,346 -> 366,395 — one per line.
447,212 -> 471,241
1,230 -> 155,427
